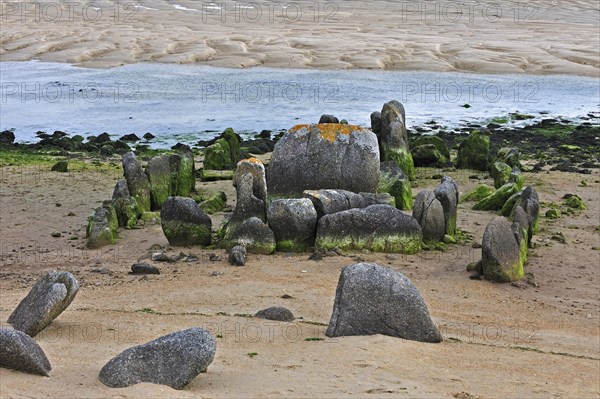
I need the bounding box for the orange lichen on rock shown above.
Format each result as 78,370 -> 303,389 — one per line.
289,124 -> 311,133
242,157 -> 264,165
315,124 -> 361,144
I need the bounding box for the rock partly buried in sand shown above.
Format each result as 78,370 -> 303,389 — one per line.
267,198 -> 318,252
456,130 -> 490,171
255,306 -> 295,322
0,328 -> 52,376
130,263 -> 160,275
8,271 -> 79,337
169,150 -> 195,197
50,161 -> 68,172
413,190 -> 445,242
481,216 -> 524,283
122,152 -> 151,212
303,189 -> 392,220
224,217 -> 275,255
160,197 -> 212,247
378,100 -> 415,180
145,154 -> 172,210
267,124 -> 380,198
326,263 -> 442,343
318,114 -> 339,124
315,204 -> 422,254
228,245 -> 247,266
86,202 -> 119,249
434,176 -> 459,237
99,327 -> 216,390
378,161 -> 413,210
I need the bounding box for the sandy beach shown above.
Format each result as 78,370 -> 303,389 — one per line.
1,0 -> 599,76
0,155 -> 598,398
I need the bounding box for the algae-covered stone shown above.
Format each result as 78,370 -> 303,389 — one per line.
510,167 -> 524,190
412,144 -> 448,167
113,196 -> 140,229
457,130 -> 490,171
546,208 -> 560,218
491,161 -> 512,189
8,271 -> 79,337
145,154 -> 172,210
50,161 -> 68,172
267,198 -> 318,252
0,329 -> 52,376
303,189 -> 392,220
378,161 -> 413,210
267,124 -> 380,197
563,194 -> 586,210
463,184 -> 495,202
412,190 -> 445,242
122,152 -> 151,212
199,192 -> 227,214
160,197 -> 212,247
473,182 -> 519,211
326,262 -> 442,343
169,150 -> 195,197
204,140 -> 230,170
412,136 -> 450,162
86,202 -> 119,249
434,176 -> 459,237
499,191 -> 522,217
481,216 -> 524,283
495,147 -> 521,169
315,204 -> 422,254
221,128 -> 240,165
224,217 -> 275,255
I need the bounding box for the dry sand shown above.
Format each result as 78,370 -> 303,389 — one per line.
1,0 -> 599,76
0,158 -> 598,398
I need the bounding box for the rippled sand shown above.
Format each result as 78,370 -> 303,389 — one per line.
1,0 -> 599,75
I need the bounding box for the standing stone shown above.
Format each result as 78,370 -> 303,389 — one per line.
413,190 -> 445,242
267,198 -> 318,252
86,202 -> 119,249
318,114 -> 339,124
456,130 -> 490,171
8,271 -> 79,337
112,180 -> 130,199
303,189 -> 392,220
224,217 -> 276,255
169,150 -> 195,197
233,158 -> 267,203
378,161 -> 413,210
315,204 -> 422,254
434,176 -> 459,237
99,327 -> 216,390
0,329 -> 52,376
326,263 -> 442,343
267,124 -> 380,198
378,101 -> 415,180
146,154 -> 172,210
160,197 -> 212,247
518,186 -> 540,242
122,152 -> 151,212
227,172 -> 266,235
112,196 -> 139,229
370,111 -> 381,135
481,216 -> 524,283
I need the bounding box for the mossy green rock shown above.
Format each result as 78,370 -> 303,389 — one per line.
411,144 -> 448,167
169,151 -> 195,197
490,162 -> 512,189
122,152 -> 151,212
463,184 -> 495,202
378,161 -> 413,210
457,130 -> 490,171
499,191 -> 522,217
146,154 -> 172,210
50,161 -> 68,172
412,136 -> 450,161
199,192 -> 227,214
563,194 -> 586,210
221,128 -> 240,165
160,197 -> 212,247
387,147 -> 416,181
223,217 -> 276,255
86,202 -> 119,249
204,142 -> 229,170
546,208 -> 560,218
473,183 -> 519,211
495,147 -> 521,169
113,196 -> 140,229
315,204 -> 422,254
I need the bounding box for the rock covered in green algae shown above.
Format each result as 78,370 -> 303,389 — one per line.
378,101 -> 415,180
491,161 -> 512,189
267,123 -> 380,198
315,204 -> 422,254
456,130 -> 490,171
122,152 -> 151,212
473,182 -> 519,211
267,198 -> 318,252
160,196 -> 212,247
169,150 -> 195,197
199,191 -> 227,214
463,184 -> 495,202
86,201 -> 119,249
378,161 -> 413,210
223,217 -> 275,255
145,154 -> 172,210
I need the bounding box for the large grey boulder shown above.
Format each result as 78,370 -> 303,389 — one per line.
224,217 -> 276,255
267,198 -> 318,252
160,196 -> 212,247
0,329 -> 52,376
481,216 -> 524,283
86,202 -> 119,249
378,161 -> 413,210
412,190 -> 445,242
99,327 -> 216,390
434,176 -> 459,237
326,263 -> 442,343
315,204 -> 422,254
267,124 -> 380,197
378,101 -> 415,180
8,271 -> 79,337
303,189 -> 392,220
145,154 -> 172,210
122,152 -> 151,212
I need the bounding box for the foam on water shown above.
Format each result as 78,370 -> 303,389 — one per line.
0,61 -> 598,148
